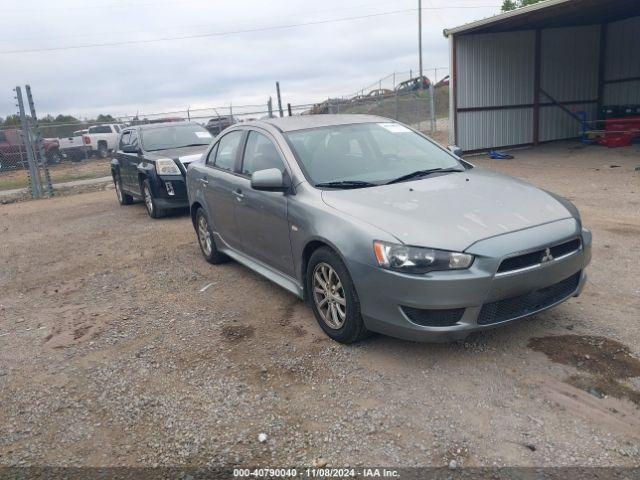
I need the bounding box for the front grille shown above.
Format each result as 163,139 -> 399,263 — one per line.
477,272 -> 581,325
497,238 -> 581,273
402,306 -> 465,327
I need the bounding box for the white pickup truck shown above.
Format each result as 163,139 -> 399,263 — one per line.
58,132 -> 91,161
83,124 -> 125,158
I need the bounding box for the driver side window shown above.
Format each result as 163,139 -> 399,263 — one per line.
241,131 -> 285,176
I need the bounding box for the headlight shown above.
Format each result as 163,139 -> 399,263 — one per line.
373,241 -> 474,274
155,158 -> 180,176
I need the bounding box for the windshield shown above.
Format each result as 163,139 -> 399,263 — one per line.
285,122 -> 464,186
141,123 -> 213,151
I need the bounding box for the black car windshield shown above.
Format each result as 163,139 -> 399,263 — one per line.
141,123 -> 213,151
285,122 -> 464,186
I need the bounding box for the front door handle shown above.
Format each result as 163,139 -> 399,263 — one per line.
233,189 -> 244,201
200,177 -> 209,186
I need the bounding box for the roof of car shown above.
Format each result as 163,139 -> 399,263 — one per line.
252,114 -> 390,132
135,121 -> 198,130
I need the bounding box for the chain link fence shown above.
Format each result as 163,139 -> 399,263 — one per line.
1,70 -> 449,198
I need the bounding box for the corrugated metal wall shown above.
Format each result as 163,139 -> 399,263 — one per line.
604,81 -> 640,105
458,109 -> 533,151
603,16 -> 640,105
540,25 -> 600,103
452,15 -> 640,151
455,30 -> 535,150
538,25 -> 600,142
539,103 -> 597,142
456,31 -> 535,108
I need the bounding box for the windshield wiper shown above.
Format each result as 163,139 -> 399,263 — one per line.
386,167 -> 464,185
315,180 -> 377,189
176,143 -> 209,148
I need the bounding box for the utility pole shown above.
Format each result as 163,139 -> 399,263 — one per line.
276,82 -> 284,118
418,0 -> 423,81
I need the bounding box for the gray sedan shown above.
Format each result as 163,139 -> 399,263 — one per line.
186,115 -> 591,343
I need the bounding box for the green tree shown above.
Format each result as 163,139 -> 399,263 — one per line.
501,0 -> 544,11
54,114 -> 78,124
3,114 -> 22,126
96,114 -> 115,123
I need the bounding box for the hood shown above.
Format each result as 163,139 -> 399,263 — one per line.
147,145 -> 208,166
321,169 -> 573,252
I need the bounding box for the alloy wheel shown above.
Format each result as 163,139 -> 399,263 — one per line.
312,262 -> 347,329
115,178 -> 123,202
144,185 -> 154,214
197,214 -> 212,257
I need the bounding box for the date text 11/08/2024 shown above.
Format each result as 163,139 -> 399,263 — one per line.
233,467 -> 400,478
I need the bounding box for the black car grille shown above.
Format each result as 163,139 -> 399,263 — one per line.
497,238 -> 581,274
401,306 -> 465,327
477,272 -> 581,325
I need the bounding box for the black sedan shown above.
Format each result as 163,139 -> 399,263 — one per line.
111,122 -> 213,218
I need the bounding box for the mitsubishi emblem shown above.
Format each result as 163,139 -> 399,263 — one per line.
541,247 -> 554,263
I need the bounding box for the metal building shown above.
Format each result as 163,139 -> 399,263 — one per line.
444,0 -> 640,152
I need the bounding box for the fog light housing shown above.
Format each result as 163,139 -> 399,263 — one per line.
165,181 -> 175,196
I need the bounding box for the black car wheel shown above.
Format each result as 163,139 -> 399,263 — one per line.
306,247 -> 368,344
47,149 -> 62,164
97,144 -> 109,159
142,179 -> 165,218
113,172 -> 132,205
195,208 -> 228,264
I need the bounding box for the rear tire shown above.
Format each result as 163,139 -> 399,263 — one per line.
306,247 -> 368,344
142,179 -> 165,218
47,149 -> 62,164
195,208 -> 228,264
113,172 -> 133,205
97,143 -> 108,159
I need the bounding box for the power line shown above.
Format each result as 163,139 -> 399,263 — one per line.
0,5 -> 499,55
0,0 -> 409,43
0,0 -> 215,13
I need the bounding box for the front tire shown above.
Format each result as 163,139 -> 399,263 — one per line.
306,247 -> 368,344
142,179 -> 165,218
195,208 -> 228,264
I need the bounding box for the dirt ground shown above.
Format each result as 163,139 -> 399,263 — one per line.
0,141 -> 639,469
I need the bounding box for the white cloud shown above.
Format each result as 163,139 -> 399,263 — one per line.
0,0 -> 498,119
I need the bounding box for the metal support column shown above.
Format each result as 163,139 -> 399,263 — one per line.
15,86 -> 42,198
26,85 -> 53,196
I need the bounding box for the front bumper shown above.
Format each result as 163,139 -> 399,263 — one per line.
150,174 -> 189,209
350,219 -> 592,342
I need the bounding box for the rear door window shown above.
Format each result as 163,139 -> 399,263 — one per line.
214,130 -> 243,172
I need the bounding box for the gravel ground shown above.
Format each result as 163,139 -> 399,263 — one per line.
0,140 -> 639,469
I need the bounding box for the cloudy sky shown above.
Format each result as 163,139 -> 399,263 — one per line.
0,0 -> 499,120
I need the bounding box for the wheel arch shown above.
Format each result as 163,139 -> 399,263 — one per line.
190,201 -> 203,227
300,238 -> 349,300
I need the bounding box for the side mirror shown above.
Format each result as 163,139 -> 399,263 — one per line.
448,145 -> 463,157
122,144 -> 140,154
251,168 -> 287,192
